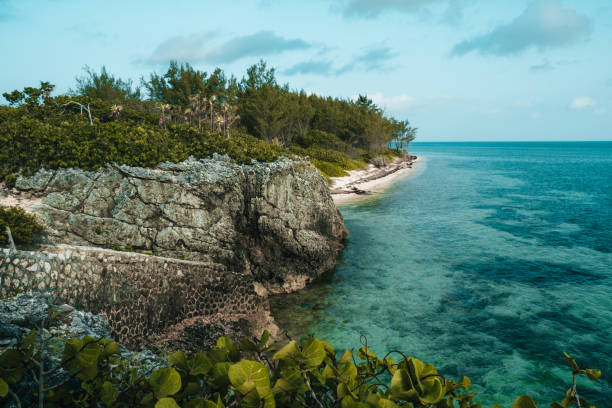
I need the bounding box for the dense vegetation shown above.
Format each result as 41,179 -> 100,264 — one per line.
0,300 -> 602,408
0,206 -> 43,246
0,62 -> 416,182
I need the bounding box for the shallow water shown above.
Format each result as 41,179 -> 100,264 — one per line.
271,142 -> 612,406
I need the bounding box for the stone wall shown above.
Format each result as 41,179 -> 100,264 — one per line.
0,245 -> 274,350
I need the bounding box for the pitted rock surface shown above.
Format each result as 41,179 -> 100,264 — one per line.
6,155 -> 348,293
0,246 -> 275,350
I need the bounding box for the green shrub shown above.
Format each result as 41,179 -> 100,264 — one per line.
0,319 -> 602,408
2,173 -> 17,189
0,206 -> 44,245
312,160 -> 348,179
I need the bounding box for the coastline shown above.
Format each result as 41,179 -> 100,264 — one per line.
330,155 -> 420,204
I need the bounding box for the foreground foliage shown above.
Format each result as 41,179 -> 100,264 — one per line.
0,311 -> 602,408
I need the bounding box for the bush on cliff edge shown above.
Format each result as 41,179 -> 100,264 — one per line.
0,206 -> 44,246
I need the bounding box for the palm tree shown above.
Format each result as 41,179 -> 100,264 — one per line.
110,104 -> 123,121
208,95 -> 217,131
189,94 -> 205,130
220,102 -> 240,138
158,103 -> 171,129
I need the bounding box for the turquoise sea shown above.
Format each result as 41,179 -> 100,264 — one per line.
271,142 -> 612,407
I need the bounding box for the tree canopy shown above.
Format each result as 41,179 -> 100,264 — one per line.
1,61 -> 416,183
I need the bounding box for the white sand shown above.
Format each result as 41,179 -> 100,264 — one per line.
330,157 -> 421,204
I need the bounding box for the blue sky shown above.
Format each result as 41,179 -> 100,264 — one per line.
1,0 -> 611,141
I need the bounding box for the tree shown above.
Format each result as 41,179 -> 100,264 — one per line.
239,60 -> 277,92
2,90 -> 24,106
219,101 -> 239,138
3,82 -> 55,108
392,120 -> 417,152
239,84 -> 289,143
143,61 -> 208,106
74,66 -> 140,101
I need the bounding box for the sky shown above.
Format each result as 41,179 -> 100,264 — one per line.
1,0 -> 611,141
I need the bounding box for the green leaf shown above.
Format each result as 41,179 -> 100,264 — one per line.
189,353 -> 213,376
584,369 -> 601,381
141,391 -> 155,405
155,397 -> 181,408
217,337 -> 240,361
101,381 -> 119,407
560,388 -> 574,408
240,338 -> 259,352
339,350 -> 353,365
169,351 -> 188,370
390,369 -> 416,400
185,381 -> 201,395
377,399 -> 399,408
563,353 -> 579,372
185,400 -> 207,408
340,395 -> 368,408
202,397 -> 225,408
228,360 -> 271,398
338,362 -> 358,383
301,338 -> 326,369
105,342 -> 121,356
272,340 -> 299,360
322,364 -> 336,380
62,337 -> 101,380
212,362 -> 231,387
273,378 -> 296,394
320,339 -> 335,355
357,347 -> 377,361
0,349 -> 23,368
149,368 -> 182,399
417,375 -> 445,405
512,395 -> 538,408
263,394 -> 275,408
273,367 -> 306,395
0,378 -> 8,398
259,330 -> 271,348
208,348 -> 229,364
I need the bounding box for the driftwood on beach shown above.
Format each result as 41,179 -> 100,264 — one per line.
330,155 -> 417,196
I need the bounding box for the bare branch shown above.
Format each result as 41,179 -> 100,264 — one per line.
8,389 -> 22,408
302,372 -> 325,408
61,101 -> 93,125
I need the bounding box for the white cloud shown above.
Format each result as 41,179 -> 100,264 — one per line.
148,31 -> 310,65
569,97 -> 597,110
452,0 -> 592,56
369,92 -> 419,109
339,0 -> 449,18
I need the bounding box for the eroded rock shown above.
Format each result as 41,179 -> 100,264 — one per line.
3,156 -> 348,293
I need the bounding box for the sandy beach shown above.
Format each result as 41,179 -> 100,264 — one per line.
330,155 -> 420,204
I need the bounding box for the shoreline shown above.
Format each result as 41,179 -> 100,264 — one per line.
330,155 -> 420,204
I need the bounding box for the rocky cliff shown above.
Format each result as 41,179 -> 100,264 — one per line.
2,155 -> 348,294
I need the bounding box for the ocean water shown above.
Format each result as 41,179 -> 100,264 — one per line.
270,142 -> 612,407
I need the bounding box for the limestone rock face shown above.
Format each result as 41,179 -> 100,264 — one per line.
9,156 -> 348,293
